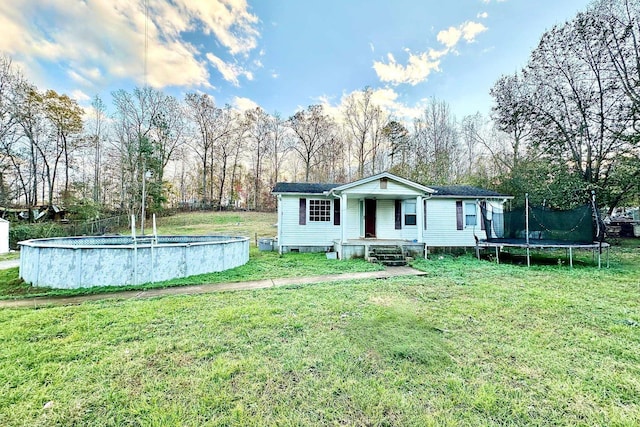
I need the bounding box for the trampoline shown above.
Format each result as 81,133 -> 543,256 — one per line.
475,193 -> 609,268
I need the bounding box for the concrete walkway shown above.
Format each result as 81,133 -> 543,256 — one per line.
0,266 -> 427,309
0,259 -> 19,270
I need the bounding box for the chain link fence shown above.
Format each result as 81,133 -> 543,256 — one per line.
62,214 -> 131,236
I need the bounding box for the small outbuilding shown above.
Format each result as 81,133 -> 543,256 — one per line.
0,218 -> 8,254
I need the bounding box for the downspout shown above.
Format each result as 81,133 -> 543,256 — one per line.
422,192 -> 434,258
277,194 -> 283,254
327,189 -> 346,259
327,188 -> 343,242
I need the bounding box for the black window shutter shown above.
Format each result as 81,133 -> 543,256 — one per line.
480,201 -> 486,230
456,201 -> 463,230
299,198 -> 306,225
333,199 -> 341,225
423,199 -> 427,230
395,200 -> 402,230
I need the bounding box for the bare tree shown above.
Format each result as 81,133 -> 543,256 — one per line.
343,87 -> 388,179
0,54 -> 25,204
412,99 -> 460,185
184,93 -> 235,204
267,112 -> 292,186
288,104 -> 336,182
111,87 -> 180,218
88,95 -> 107,204
42,89 -> 84,202
244,107 -> 271,210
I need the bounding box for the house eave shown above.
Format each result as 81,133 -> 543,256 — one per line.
272,191 -> 333,196
331,172 -> 437,195
429,195 -> 514,200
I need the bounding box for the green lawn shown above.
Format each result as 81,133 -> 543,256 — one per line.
154,211 -> 278,241
1,247 -> 639,425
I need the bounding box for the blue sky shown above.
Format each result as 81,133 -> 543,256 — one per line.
1,0 -> 591,120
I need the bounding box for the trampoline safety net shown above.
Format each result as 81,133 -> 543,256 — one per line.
481,204 -> 598,244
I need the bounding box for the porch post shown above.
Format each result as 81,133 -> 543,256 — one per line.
416,195 -> 424,243
341,193 -> 348,243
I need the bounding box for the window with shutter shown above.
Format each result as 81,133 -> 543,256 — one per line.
299,198 -> 306,225
404,200 -> 417,225
465,202 -> 477,226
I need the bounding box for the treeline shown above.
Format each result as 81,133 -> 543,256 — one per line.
0,0 -> 638,220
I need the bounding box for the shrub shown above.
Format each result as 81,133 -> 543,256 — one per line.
66,198 -> 102,221
9,223 -> 68,250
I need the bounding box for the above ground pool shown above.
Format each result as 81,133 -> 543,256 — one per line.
19,235 -> 250,289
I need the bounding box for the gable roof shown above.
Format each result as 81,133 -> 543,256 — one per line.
272,182 -> 340,194
331,171 -> 436,194
429,185 -> 510,199
272,174 -> 512,199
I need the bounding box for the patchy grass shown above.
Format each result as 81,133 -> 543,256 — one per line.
0,252 -> 19,262
154,211 -> 277,243
1,249 -> 639,425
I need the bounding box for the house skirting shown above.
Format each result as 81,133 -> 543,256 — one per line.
279,245 -> 334,254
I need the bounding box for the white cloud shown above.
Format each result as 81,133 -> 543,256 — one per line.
206,53 -> 253,86
460,21 -> 488,42
437,21 -> 487,48
67,70 -> 93,87
0,0 -> 260,89
367,87 -> 424,119
318,88 -> 424,124
70,89 -> 91,103
477,11 -> 489,19
373,52 -> 442,86
437,27 -> 463,49
233,96 -> 259,112
172,0 -> 259,55
374,20 -> 488,86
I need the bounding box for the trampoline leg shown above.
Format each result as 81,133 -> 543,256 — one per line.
526,247 -> 530,267
476,244 -> 479,260
569,247 -> 573,268
495,246 -> 499,264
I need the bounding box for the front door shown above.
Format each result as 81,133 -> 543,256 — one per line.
364,199 -> 376,238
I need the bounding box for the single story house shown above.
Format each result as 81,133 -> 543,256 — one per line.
272,172 -> 511,259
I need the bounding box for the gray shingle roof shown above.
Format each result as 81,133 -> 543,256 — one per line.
272,182 -> 341,194
272,181 -> 509,198
429,185 -> 507,198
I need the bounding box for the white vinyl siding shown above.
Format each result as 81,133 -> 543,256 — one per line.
375,199 -> 420,240
341,179 -> 425,197
423,199 -> 504,247
278,195 -> 341,247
